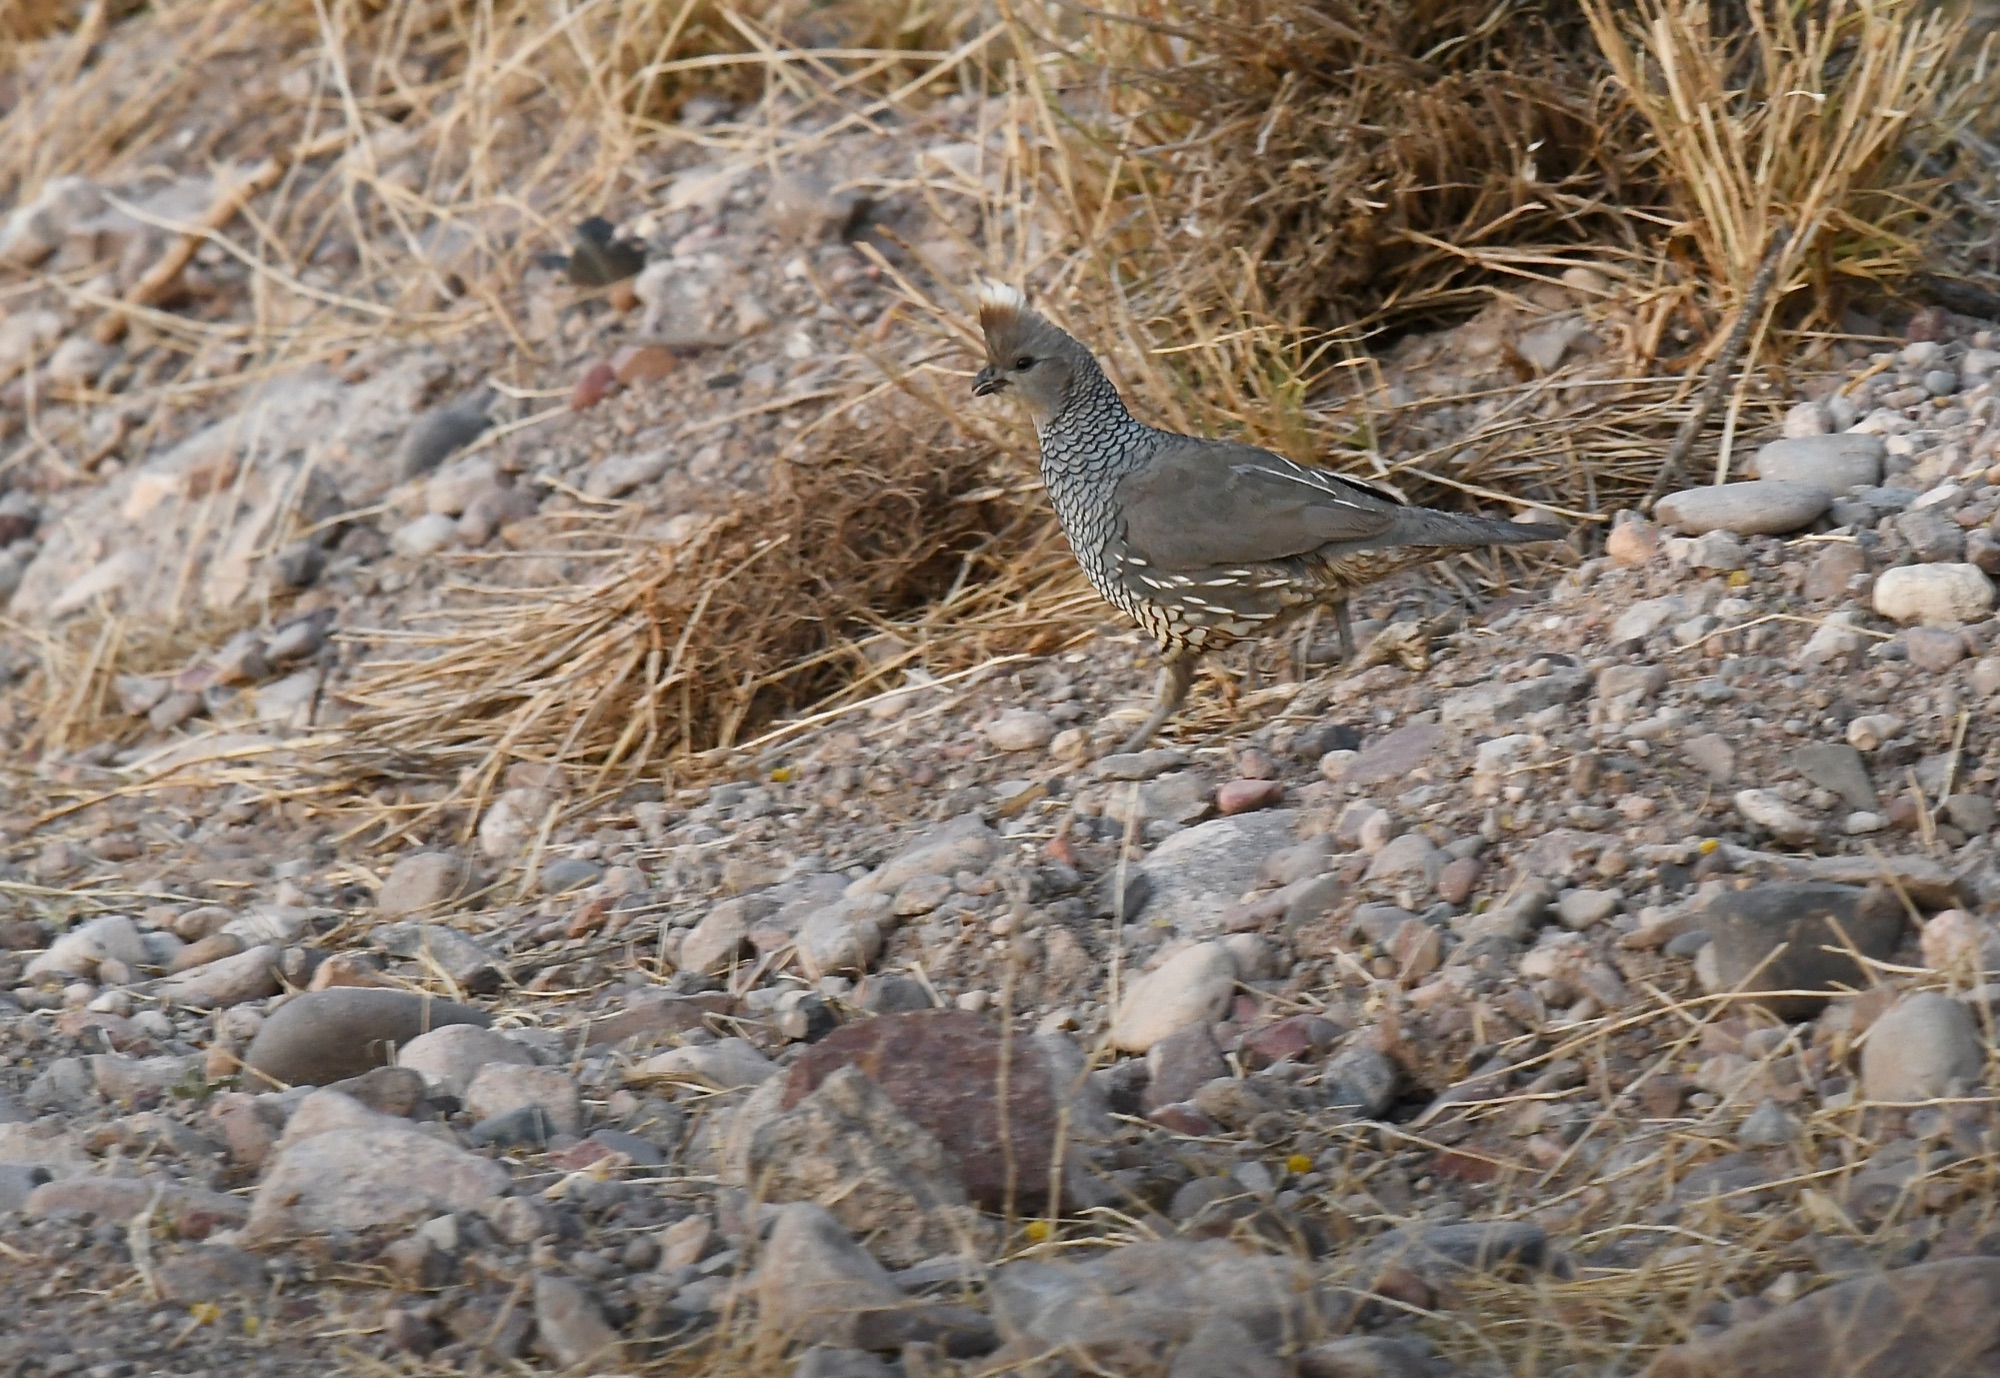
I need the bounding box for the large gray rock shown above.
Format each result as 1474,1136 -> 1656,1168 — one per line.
243,1122 -> 509,1243
743,1065 -> 988,1267
1699,883 -> 1905,1017
1132,810 -> 1300,937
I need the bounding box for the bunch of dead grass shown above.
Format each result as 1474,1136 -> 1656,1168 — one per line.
314,409 -> 1085,811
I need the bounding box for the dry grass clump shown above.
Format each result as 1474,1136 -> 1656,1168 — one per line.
1585,0 -> 1973,322
1043,0 -> 1651,338
320,410 -> 1081,805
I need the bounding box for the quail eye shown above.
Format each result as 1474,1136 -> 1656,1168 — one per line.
1013,354 -> 1034,371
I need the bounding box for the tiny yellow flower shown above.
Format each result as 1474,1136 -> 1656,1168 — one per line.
1023,1219 -> 1051,1242
1285,1154 -> 1313,1175
189,1303 -> 221,1326
1698,838 -> 1720,855
770,767 -> 794,782
1727,569 -> 1750,588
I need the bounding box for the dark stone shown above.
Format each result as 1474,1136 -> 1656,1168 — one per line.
470,1104 -> 555,1149
1344,722 -> 1446,787
1143,1024 -> 1229,1111
324,1065 -> 429,1118
1792,743 -> 1878,811
242,988 -> 490,1089
1704,882 -> 1905,1017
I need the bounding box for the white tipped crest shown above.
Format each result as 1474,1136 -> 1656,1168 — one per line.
977,280 -> 1027,337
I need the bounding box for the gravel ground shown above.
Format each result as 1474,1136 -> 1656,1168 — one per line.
10,61 -> 2000,1378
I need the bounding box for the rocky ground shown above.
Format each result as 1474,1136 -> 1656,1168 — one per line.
10,72 -> 2000,1378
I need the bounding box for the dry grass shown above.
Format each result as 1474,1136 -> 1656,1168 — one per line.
314,409 -> 1088,814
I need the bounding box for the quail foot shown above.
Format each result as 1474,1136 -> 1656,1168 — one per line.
972,283 -> 1565,751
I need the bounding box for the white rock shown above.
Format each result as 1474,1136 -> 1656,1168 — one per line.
0,310 -> 66,382
1861,993 -> 1984,1102
1109,942 -> 1238,1053
583,448 -> 672,500
1780,401 -> 1833,438
1733,789 -> 1819,846
398,1024 -> 538,1098
389,513 -> 458,558
794,901 -> 887,981
1609,596 -> 1687,645
0,177 -> 104,267
424,455 -> 499,515
848,814 -> 998,896
1133,811 -> 1302,937
1846,713 -> 1904,752
1797,611 -> 1866,667
243,1125 -> 510,1243
25,915 -> 150,980
984,709 -> 1057,752
44,337 -> 110,388
465,1062 -> 583,1136
1873,563 -> 1997,627
1364,832 -> 1441,887
639,1037 -> 776,1089
477,786 -> 551,859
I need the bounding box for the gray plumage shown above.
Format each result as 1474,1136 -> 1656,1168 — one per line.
972,284 -> 1565,749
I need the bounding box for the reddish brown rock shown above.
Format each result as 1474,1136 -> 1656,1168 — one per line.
1216,778 -> 1285,815
783,1010 -> 1087,1213
569,360 -> 618,411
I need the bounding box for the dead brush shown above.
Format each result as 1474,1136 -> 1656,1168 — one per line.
315,410 -> 1083,814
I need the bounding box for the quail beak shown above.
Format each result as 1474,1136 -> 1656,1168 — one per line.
972,365 -> 1008,397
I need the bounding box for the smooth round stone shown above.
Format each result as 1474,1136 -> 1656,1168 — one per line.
1874,563 -> 1997,627
1655,480 -> 1832,536
1750,434 -> 1884,494
243,989 -> 491,1089
1109,941 -> 1238,1053
1861,993 -> 1983,1102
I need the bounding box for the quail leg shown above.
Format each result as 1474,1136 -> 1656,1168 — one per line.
1119,655 -> 1195,754
1289,607 -> 1321,683
1332,598 -> 1356,662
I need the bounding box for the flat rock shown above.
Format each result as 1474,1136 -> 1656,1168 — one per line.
1792,742 -> 1878,810
1343,722 -> 1447,787
1750,434 -> 1885,492
25,1177 -> 246,1238
1110,942 -> 1239,1053
25,914 -> 149,980
373,919 -> 501,991
1861,993 -> 1984,1103
984,709 -> 1056,752
532,1274 -> 621,1370
1700,882 -> 1905,1016
1102,770 -> 1215,828
1133,810 -> 1300,938
243,1125 -> 510,1243
1648,1258 -> 2000,1378
242,989 -> 491,1089
1655,480 -> 1832,535
1874,563 -> 1997,627
1734,789 -> 1821,847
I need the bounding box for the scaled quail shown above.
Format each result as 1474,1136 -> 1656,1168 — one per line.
971,284 -> 1565,750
